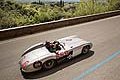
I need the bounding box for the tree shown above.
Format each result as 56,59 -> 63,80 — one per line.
56,0 -> 64,7
60,0 -> 64,7
0,0 -> 5,9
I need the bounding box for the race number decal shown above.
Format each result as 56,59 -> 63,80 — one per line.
56,51 -> 69,58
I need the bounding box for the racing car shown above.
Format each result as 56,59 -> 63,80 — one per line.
19,35 -> 93,72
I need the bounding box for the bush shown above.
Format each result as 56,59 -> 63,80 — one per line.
0,16 -> 17,29
0,0 -> 120,29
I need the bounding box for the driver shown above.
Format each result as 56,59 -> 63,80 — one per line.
53,41 -> 61,50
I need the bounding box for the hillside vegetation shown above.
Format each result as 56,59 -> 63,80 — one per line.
0,0 -> 120,29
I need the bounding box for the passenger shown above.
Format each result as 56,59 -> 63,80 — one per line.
45,41 -> 51,50
45,41 -> 56,52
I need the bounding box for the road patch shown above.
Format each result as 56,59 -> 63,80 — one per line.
73,50 -> 120,80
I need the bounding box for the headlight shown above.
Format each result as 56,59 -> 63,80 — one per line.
33,61 -> 42,69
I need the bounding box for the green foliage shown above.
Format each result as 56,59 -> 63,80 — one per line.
108,0 -> 120,10
114,1 -> 120,10
0,8 -> 17,29
59,0 -> 64,7
31,0 -> 45,5
0,0 -> 120,29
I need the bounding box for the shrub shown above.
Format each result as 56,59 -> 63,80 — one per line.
0,0 -> 120,29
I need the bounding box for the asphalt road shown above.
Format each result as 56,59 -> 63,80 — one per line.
0,15 -> 120,80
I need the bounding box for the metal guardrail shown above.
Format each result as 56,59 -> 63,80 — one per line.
0,10 -> 120,40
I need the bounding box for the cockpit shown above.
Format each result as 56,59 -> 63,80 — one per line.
45,41 -> 64,53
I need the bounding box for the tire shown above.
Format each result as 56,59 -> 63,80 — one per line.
43,59 -> 56,70
33,61 -> 42,69
82,46 -> 90,54
20,68 -> 28,75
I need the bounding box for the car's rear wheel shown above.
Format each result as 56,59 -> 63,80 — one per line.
82,46 -> 90,54
43,59 -> 56,70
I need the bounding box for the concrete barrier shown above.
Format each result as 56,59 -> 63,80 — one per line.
0,10 -> 120,40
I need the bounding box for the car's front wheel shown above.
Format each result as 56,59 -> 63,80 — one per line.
43,59 -> 56,70
82,46 -> 90,54
33,61 -> 42,69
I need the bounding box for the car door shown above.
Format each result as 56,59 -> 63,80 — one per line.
72,46 -> 81,57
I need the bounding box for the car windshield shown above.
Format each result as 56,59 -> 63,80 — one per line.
45,41 -> 63,53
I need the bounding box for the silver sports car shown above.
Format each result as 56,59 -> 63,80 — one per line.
19,35 -> 93,72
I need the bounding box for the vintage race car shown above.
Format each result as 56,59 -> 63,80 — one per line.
19,35 -> 93,72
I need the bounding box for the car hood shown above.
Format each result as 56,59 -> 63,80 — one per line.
58,36 -> 90,50
20,47 -> 53,64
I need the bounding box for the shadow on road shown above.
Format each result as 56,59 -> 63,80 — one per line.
22,51 -> 94,79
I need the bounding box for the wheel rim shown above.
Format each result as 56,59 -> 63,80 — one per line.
82,47 -> 89,54
34,63 -> 41,68
33,61 -> 42,69
44,60 -> 55,69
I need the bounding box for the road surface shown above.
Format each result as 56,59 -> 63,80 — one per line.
0,15 -> 120,80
